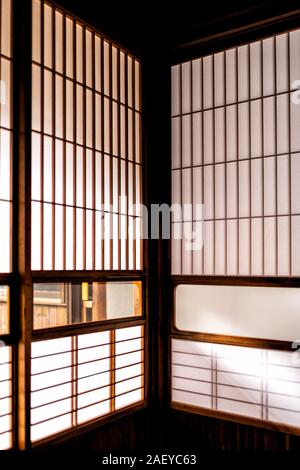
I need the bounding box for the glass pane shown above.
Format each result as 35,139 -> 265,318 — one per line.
175,284 -> 300,342
0,285 -> 9,334
33,281 -> 142,329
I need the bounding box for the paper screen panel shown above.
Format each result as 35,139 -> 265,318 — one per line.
114,326 -> 144,410
30,326 -> 145,442
31,0 -> 142,271
0,345 -> 13,450
175,284 -> 300,341
172,339 -> 300,429
31,337 -> 73,441
171,29 -> 300,276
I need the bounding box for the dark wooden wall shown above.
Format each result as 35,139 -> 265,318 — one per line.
56,409 -> 152,450
162,410 -> 300,451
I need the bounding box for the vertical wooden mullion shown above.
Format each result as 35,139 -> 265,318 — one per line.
248,44 -> 252,275
236,47 -> 239,275
179,63 -> 183,274
287,32 -> 292,276
125,54 -> 129,270
201,59 -> 204,275
12,0 -> 19,450
132,57 -> 136,270
51,6 -> 56,270
92,32 -> 96,271
109,43 -> 113,270
261,40 -> 265,275
274,36 -> 278,276
82,27 -> 86,271
62,13 -> 66,270
100,38 -> 104,270
73,21 -> 77,270
73,335 -> 78,426
117,48 -> 121,270
190,61 -> 193,274
212,55 -> 216,275
224,52 -> 228,275
40,1 -> 44,270
138,61 -> 143,269
110,329 -> 116,413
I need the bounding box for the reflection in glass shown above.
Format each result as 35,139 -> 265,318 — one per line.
33,281 -> 142,329
0,285 -> 9,334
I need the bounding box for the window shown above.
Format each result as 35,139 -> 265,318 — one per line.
172,339 -> 300,429
27,0 -> 145,444
33,281 -> 142,329
171,26 -> 300,432
0,0 -> 145,449
0,285 -> 9,335
31,0 -> 142,272
171,30 -> 300,276
175,284 -> 300,341
31,326 -> 144,442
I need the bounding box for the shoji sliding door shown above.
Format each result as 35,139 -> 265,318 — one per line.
172,32 -> 300,277
171,27 -> 300,433
29,0 -> 145,445
31,0 -> 142,272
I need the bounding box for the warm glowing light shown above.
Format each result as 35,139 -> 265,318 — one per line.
175,284 -> 300,341
172,339 -> 300,428
30,327 -> 144,442
172,31 -> 300,276
0,345 -> 12,450
31,0 -> 142,272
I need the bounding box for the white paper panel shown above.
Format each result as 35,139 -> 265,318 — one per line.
115,389 -> 143,410
31,327 -> 144,442
32,1 -> 143,272
214,52 -> 225,107
181,62 -> 191,115
0,346 -> 12,450
263,37 -> 275,96
171,65 -> 180,117
215,108 -> 225,163
172,339 -> 300,429
276,33 -> 288,93
225,49 -> 236,104
251,218 -> 263,275
192,59 -> 202,112
276,94 -> 289,155
175,284 -> 300,341
250,41 -> 261,98
290,30 -> 300,90
238,45 -> 249,102
171,27 -> 300,276
203,56 -> 213,109
182,115 -> 191,167
238,219 -> 250,275
250,100 -> 262,157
